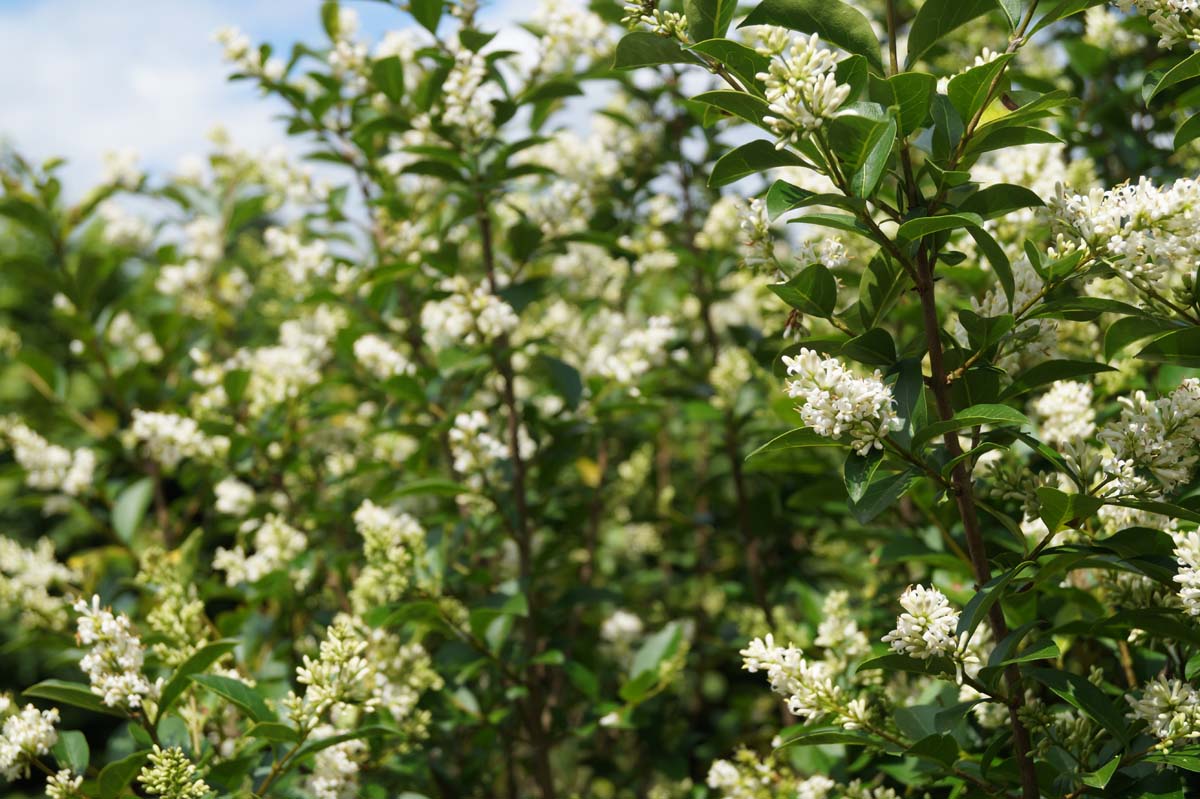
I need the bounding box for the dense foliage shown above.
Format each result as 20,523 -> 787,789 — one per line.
4,0 -> 1200,797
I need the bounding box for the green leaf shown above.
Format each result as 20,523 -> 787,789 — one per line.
931,93 -> 964,160
1082,756 -> 1121,789
613,32 -> 694,69
190,674 -> 275,723
1147,50 -> 1200,103
958,183 -> 1044,220
52,730 -> 89,773
912,403 -> 1029,450
409,0 -> 444,34
827,110 -> 898,198
1027,667 -> 1128,742
111,477 -> 155,546
964,125 -> 1064,156
391,478 -> 470,498
692,90 -> 771,126
371,56 -> 405,103
684,0 -> 738,41
688,39 -> 770,90
1037,486 -> 1104,532
856,653 -> 957,678
631,621 -> 683,678
999,361 -> 1115,400
1030,0 -> 1104,34
906,0 -> 997,67
776,726 -> 879,749
957,562 -> 1033,641
710,140 -> 805,186
157,639 -> 240,717
739,0 -> 883,71
1103,316 -> 1184,360
847,469 -> 917,523
248,721 -> 302,742
1175,110 -> 1200,150
769,263 -> 837,317
293,725 -> 399,760
24,679 -> 126,718
840,327 -> 896,367
1135,327 -> 1200,367
885,72 -> 937,136
844,449 -> 883,503
896,212 -> 985,241
947,54 -> 1016,122
99,750 -> 150,799
538,355 -> 583,409
565,662 -> 599,699
746,427 -> 840,460
764,179 -> 866,217
908,733 -> 959,767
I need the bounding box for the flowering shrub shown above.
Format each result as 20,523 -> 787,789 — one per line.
4,0 -> 1200,797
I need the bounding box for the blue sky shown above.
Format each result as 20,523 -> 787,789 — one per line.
0,0 -> 515,190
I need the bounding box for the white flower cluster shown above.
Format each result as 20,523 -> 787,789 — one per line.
448,410 -> 534,490
710,348 -> 755,407
98,201 -> 153,249
782,349 -> 902,455
101,147 -> 142,189
214,25 -> 285,80
705,754 -> 772,799
441,41 -> 500,140
621,2 -> 687,38
601,609 -> 644,648
1031,380 -> 1096,446
213,514 -> 307,587
74,595 -> 156,710
1117,0 -> 1200,48
960,256 -> 1057,374
289,616 -> 374,730
1098,378 -> 1200,494
1084,6 -> 1146,53
0,537 -> 78,631
263,227 -> 334,286
0,419 -> 95,497
130,409 -> 230,470
307,725 -> 367,799
758,32 -> 850,148
695,195 -> 748,252
1051,177 -> 1200,295
107,311 -> 163,364
881,585 -> 963,661
738,198 -> 776,267
740,635 -> 847,723
354,334 -> 415,380
214,476 -> 256,517
1172,529 -> 1200,615
531,0 -> 613,74
349,500 -> 426,613
137,745 -> 211,799
327,8 -> 368,93
1127,677 -> 1200,748
45,768 -> 84,799
421,277 -> 519,351
0,699 -> 59,781
582,313 -> 675,389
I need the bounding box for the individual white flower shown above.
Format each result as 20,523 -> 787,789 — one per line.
758,31 -> 850,148
1127,677 -> 1200,748
0,703 -> 59,781
781,349 -> 903,455
137,746 -> 210,799
1031,381 -> 1096,446
881,585 -> 963,661
214,477 -> 255,517
74,596 -> 155,710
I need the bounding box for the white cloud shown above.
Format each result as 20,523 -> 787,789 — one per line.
0,0 -> 309,191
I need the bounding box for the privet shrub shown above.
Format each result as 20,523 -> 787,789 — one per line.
3,0 -> 1200,797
